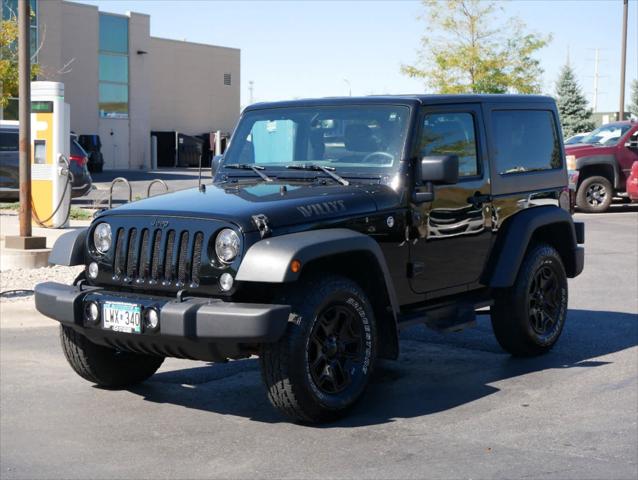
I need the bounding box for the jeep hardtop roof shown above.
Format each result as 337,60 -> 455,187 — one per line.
244,94 -> 555,112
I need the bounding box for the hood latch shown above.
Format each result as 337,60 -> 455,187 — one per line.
252,214 -> 271,238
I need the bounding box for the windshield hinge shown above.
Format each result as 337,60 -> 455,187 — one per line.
252,214 -> 271,238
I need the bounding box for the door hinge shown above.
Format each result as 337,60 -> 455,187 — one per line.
252,214 -> 271,238
407,261 -> 425,278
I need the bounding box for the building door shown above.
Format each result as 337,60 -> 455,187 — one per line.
409,105 -> 493,297
99,119 -> 129,169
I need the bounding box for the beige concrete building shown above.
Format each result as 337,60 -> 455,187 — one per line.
2,0 -> 240,170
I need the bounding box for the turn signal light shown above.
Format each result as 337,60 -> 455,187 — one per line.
290,260 -> 301,273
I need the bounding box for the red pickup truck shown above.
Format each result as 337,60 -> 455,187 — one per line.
566,120 -> 638,212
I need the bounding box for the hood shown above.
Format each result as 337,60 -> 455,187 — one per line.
565,143 -> 615,156
98,181 -> 396,232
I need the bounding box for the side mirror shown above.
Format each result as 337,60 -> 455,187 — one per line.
412,155 -> 459,204
418,155 -> 459,185
211,155 -> 223,177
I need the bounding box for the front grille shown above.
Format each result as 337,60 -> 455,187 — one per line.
113,227 -> 204,287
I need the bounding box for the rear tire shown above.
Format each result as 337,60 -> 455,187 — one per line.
260,275 -> 377,423
576,175 -> 613,213
60,326 -> 164,388
491,244 -> 568,357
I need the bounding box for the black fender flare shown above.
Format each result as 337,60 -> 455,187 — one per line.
576,154 -> 619,188
236,228 -> 399,313
485,206 -> 580,288
49,228 -> 87,266
236,228 -> 400,358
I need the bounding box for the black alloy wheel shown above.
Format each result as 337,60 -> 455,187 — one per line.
528,265 -> 562,339
307,304 -> 366,395
491,243 -> 568,356
260,275 -> 377,423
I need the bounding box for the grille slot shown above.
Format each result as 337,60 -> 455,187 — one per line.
177,231 -> 190,284
191,232 -> 203,285
163,230 -> 176,282
139,229 -> 150,279
113,228 -> 126,277
150,229 -> 162,281
109,226 -> 205,288
126,228 -> 138,278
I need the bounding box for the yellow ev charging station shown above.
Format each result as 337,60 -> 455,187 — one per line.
30,81 -> 72,228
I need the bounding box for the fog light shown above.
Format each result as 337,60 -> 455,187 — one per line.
219,272 -> 234,291
145,308 -> 159,330
88,262 -> 99,279
85,301 -> 99,323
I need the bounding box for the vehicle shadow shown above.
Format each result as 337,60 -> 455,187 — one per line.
128,308 -> 638,427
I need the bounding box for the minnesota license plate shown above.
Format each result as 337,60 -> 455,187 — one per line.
102,302 -> 142,334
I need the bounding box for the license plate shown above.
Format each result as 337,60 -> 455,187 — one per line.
102,302 -> 142,334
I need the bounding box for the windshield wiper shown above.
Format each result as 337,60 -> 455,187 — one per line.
224,164 -> 273,182
285,164 -> 349,186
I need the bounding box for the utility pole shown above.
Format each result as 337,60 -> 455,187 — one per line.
593,48 -> 600,112
17,0 -> 32,239
248,80 -> 254,105
343,79 -> 352,97
619,0 -> 628,120
6,0 -> 45,250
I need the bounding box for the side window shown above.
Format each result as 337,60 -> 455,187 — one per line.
420,113 -> 479,177
492,110 -> 561,175
0,132 -> 19,152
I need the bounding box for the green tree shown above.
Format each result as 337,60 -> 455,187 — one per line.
555,64 -> 595,138
0,11 -> 40,109
627,79 -> 638,118
402,0 -> 550,94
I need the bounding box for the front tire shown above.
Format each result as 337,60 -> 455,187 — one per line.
260,275 -> 377,423
60,326 -> 164,388
576,175 -> 613,213
491,244 -> 568,357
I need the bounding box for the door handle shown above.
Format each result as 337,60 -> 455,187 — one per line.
468,193 -> 492,207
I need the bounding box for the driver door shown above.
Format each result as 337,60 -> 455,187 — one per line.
409,104 -> 493,297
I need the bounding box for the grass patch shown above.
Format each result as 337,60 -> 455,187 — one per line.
0,202 -> 93,220
0,202 -> 19,211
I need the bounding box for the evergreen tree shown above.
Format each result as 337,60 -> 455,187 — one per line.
555,64 -> 595,138
627,79 -> 638,119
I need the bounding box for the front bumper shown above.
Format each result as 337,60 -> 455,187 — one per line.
34,282 -> 291,361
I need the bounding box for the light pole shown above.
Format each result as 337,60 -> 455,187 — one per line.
343,79 -> 351,97
619,0 -> 628,120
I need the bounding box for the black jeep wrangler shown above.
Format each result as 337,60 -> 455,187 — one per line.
35,95 -> 585,423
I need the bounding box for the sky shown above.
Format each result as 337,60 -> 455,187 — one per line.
83,0 -> 638,112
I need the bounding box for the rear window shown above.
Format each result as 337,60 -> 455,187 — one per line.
0,131 -> 19,152
492,110 -> 561,175
71,139 -> 87,157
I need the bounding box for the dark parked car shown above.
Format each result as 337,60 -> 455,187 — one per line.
77,134 -> 104,173
70,135 -> 92,198
36,95 -> 584,423
0,126 -> 92,199
0,122 -> 19,200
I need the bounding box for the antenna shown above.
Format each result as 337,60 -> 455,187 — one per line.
198,145 -> 205,192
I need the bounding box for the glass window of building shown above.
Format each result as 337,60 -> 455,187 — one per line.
1,0 -> 38,120
98,13 -> 129,118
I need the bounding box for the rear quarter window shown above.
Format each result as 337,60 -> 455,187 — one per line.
492,110 -> 561,175
71,139 -> 87,157
0,131 -> 19,152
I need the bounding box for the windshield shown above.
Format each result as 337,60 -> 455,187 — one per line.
222,105 -> 411,175
579,124 -> 632,146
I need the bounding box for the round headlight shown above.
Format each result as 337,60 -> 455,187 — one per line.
215,228 -> 240,264
93,223 -> 112,254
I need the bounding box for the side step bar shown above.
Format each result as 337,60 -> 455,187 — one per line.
397,299 -> 493,333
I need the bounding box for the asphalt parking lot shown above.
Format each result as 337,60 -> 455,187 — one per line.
1,208 -> 637,479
